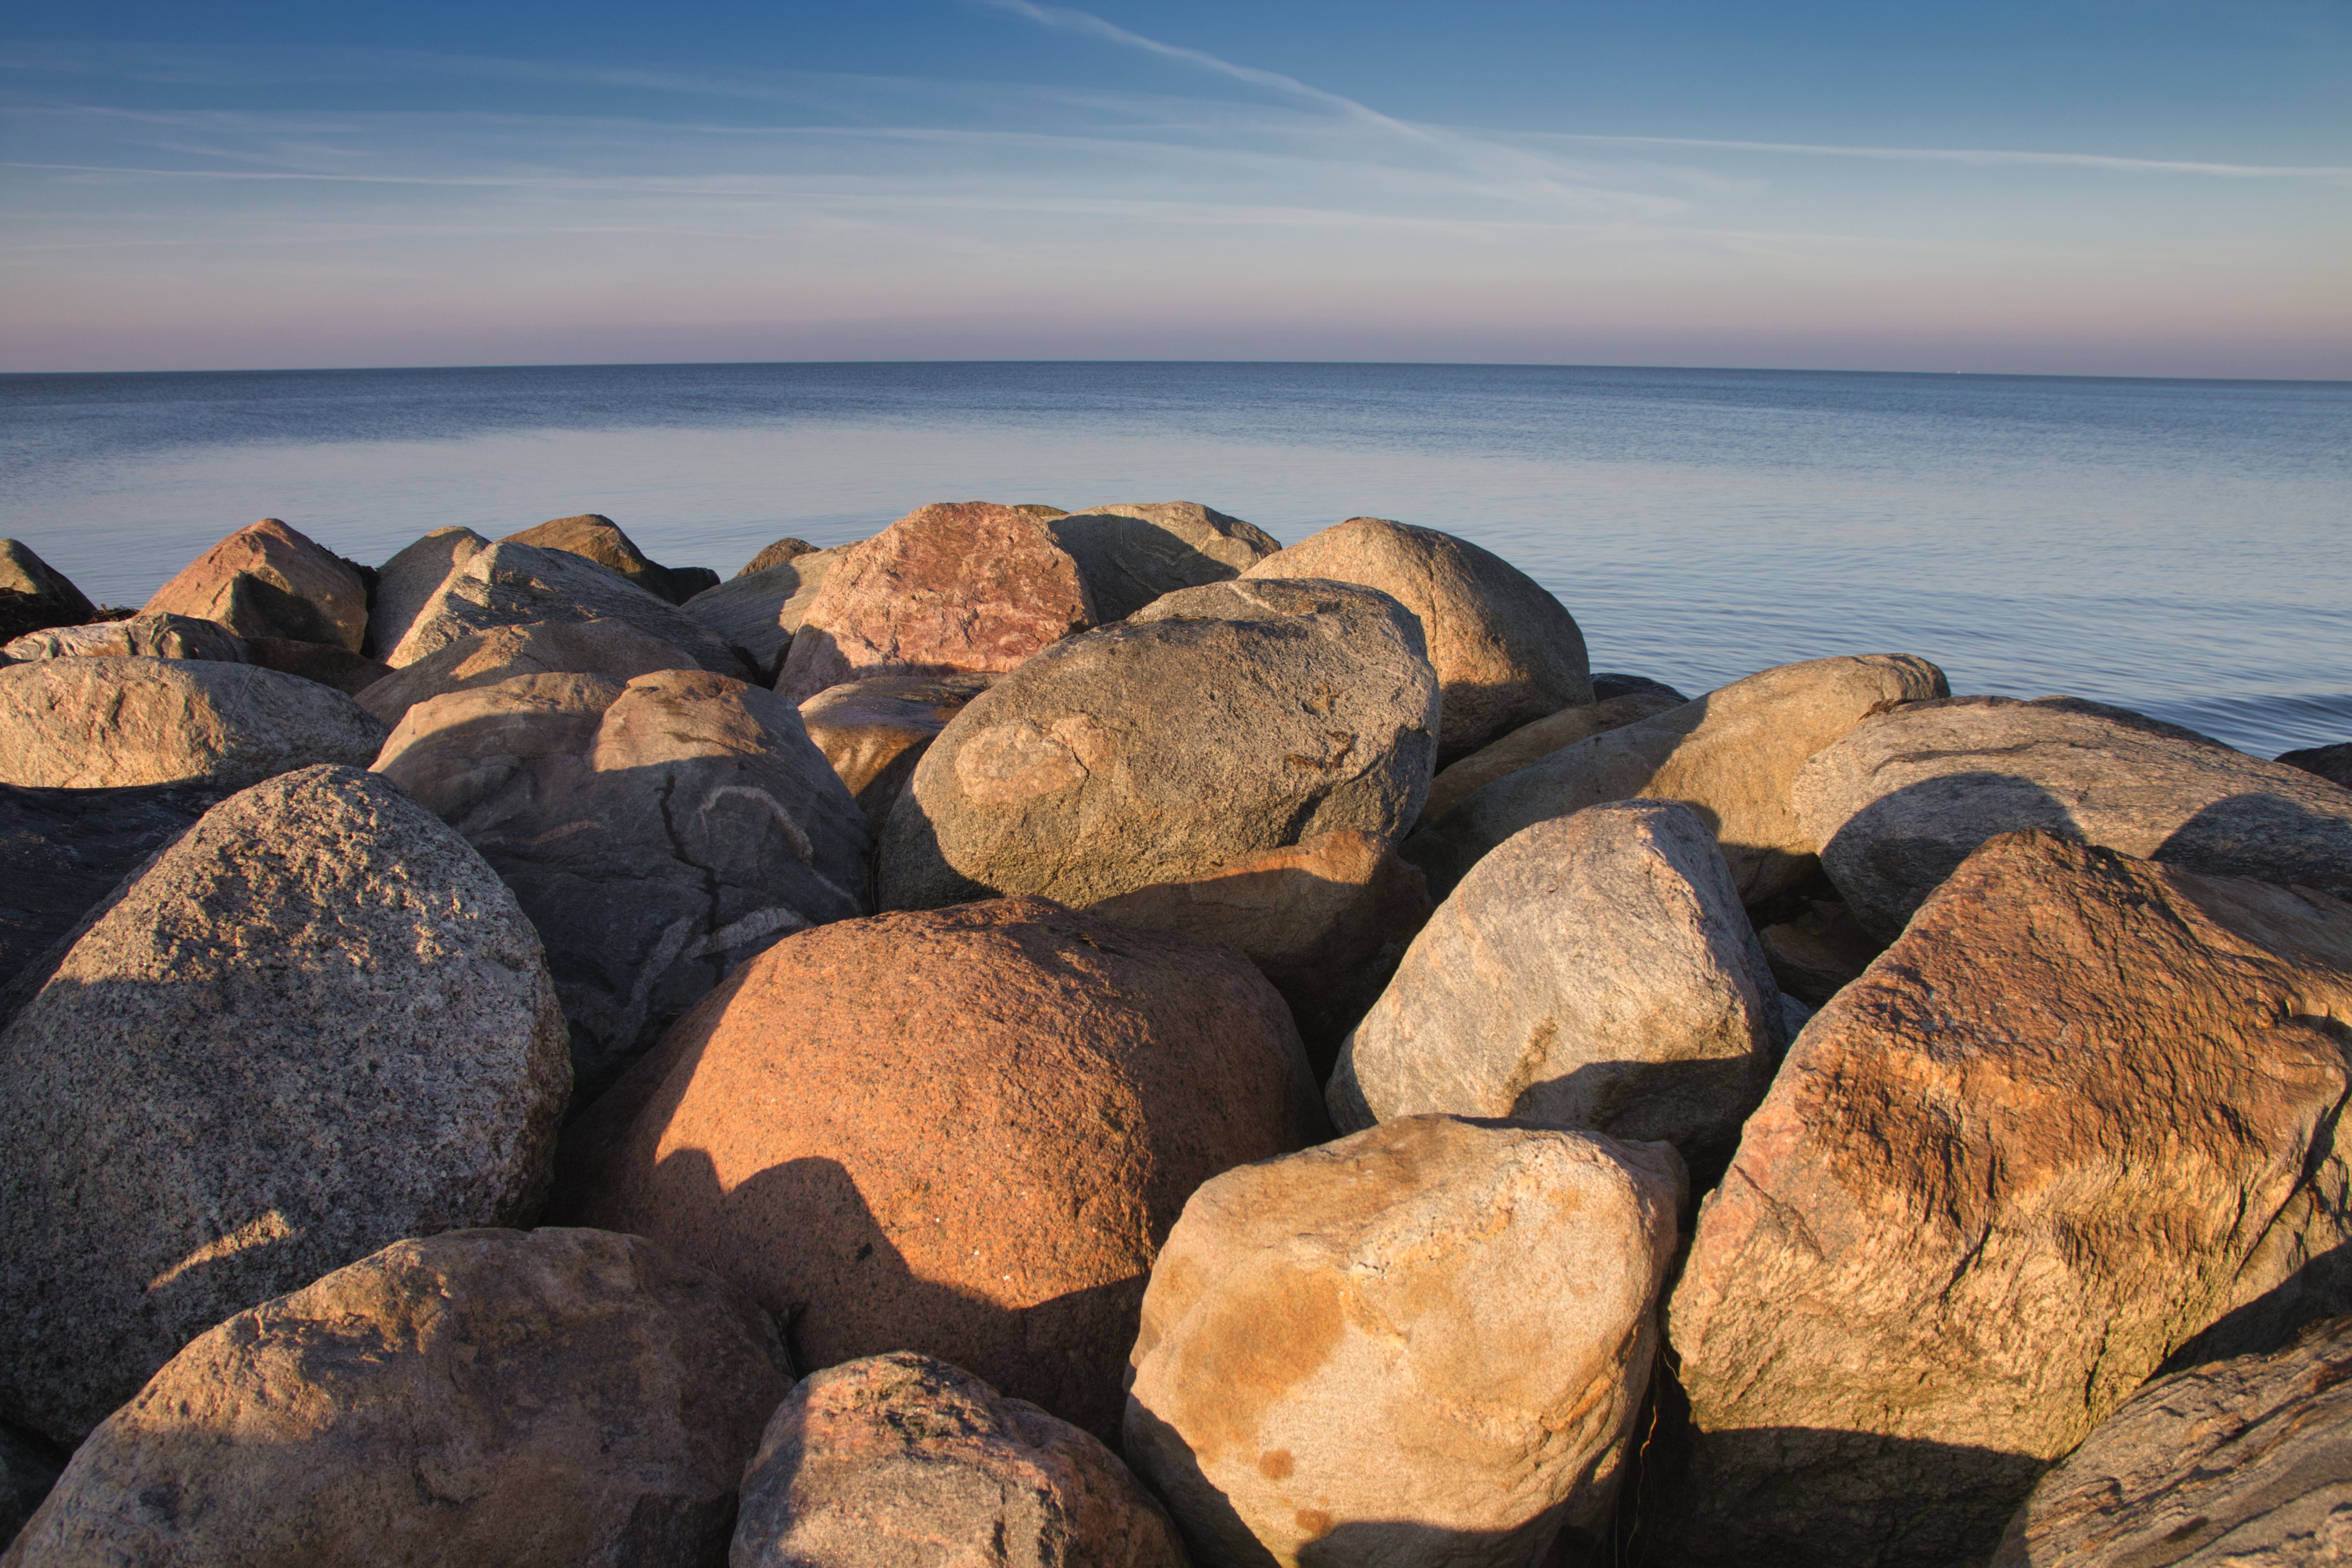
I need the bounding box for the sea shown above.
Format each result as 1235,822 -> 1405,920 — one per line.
2,361 -> 2346,757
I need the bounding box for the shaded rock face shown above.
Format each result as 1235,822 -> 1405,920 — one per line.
502,513 -> 705,605
1656,830 -> 2352,1568
1126,1115 -> 1683,1568
142,518 -> 368,652
687,545 -> 854,683
358,615 -> 696,727
386,539 -> 744,675
777,502 -> 1096,704
2279,740 -> 2352,789
368,525 -> 485,662
0,656 -> 387,790
1991,1314 -> 2352,1568
1793,694 -> 2352,938
567,897 -> 1323,1441
2,1228 -> 790,1568
376,669 -> 868,1099
0,1425 -> 62,1552
1330,802 -> 1782,1173
0,766 -> 571,1445
733,1352 -> 1187,1568
1241,517 -> 1592,763
0,542 -> 97,647
738,536 -> 816,577
1045,500 -> 1282,623
1406,654 -> 1950,905
242,636 -> 390,696
798,672 -> 994,839
1590,671 -> 1688,703
1419,687 -> 1687,826
3,612 -> 247,665
879,577 -> 1439,911
1753,891 -> 1884,1006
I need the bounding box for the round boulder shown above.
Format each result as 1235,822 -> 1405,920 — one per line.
1045,500 -> 1281,623
0,540 -> 97,646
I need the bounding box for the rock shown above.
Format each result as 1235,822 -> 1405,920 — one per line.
1241,517 -> 1592,762
685,545 -> 854,682
1091,829 -> 1432,1080
668,565 -> 720,600
732,1352 -> 1186,1568
1329,802 -> 1782,1172
1792,695 -> 2352,938
242,636 -> 390,695
1406,654 -> 1950,905
0,766 -> 570,1444
0,1424 -> 63,1552
1126,1115 -> 1682,1568
1418,687 -> 1687,826
1655,830 -> 2352,1568
501,512 -> 704,604
2,1228 -> 789,1568
2,612 -> 247,664
798,672 -> 995,839
1990,1314 -> 2352,1568
368,526 -> 485,661
565,897 -> 1322,1440
141,518 -> 368,652
0,542 -> 97,647
1753,891 -> 1884,1006
879,577 -> 1439,910
357,615 -> 695,727
1590,671 -> 1689,703
376,669 -> 867,1098
738,536 -> 816,577
2279,740 -> 2352,789
1013,504 -> 1069,518
776,503 -> 1095,704
1045,500 -> 1282,623
386,539 -> 744,675
0,656 -> 387,790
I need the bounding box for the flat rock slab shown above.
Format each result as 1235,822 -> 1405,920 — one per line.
3,612 -> 247,664
368,526 -> 485,662
798,671 -> 994,838
142,518 -> 367,652
0,541 -> 96,646
1419,687 -> 1685,824
385,539 -> 744,674
1046,499 -> 1281,623
357,615 -> 698,727
684,543 -> 852,681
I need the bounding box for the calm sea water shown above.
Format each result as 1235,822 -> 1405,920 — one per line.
3,362 -> 2346,756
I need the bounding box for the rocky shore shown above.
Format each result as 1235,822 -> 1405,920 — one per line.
1,502 -> 2348,1567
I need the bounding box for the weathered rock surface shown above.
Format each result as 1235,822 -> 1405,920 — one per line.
687,545 -> 854,682
1419,687 -> 1687,825
0,542 -> 96,647
738,536 -> 816,577
1656,830 -> 2352,1567
357,615 -> 696,727
2280,740 -> 2352,790
566,897 -> 1322,1440
799,672 -> 994,838
1127,1115 -> 1682,1568
0,766 -> 570,1445
777,503 -> 1095,703
502,513 -> 706,605
1330,802 -> 1782,1170
1241,517 -> 1592,762
243,635 -> 391,695
1045,500 -> 1281,623
0,656 -> 386,790
1406,654 -> 1949,904
733,1352 -> 1187,1568
377,669 -> 867,1099
2,1228 -> 789,1568
879,577 -> 1439,910
142,518 -> 368,652
3,612 -> 247,665
368,525 -> 485,661
1754,891 -> 1884,1006
386,539 -> 743,674
1091,829 -> 1432,1080
1794,695 -> 2352,937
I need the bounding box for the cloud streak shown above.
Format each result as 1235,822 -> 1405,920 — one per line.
1539,132 -> 2352,180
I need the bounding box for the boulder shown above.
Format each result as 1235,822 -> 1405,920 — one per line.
243,636 -> 390,696
1013,504 -> 1069,518
1045,500 -> 1282,623
2,1228 -> 790,1568
501,513 -> 707,605
1241,517 -> 1591,762
1126,1115 -> 1682,1568
385,539 -> 743,675
0,656 -> 386,790
0,766 -> 570,1444
1329,802 -> 1782,1172
1991,1313 -> 2352,1568
357,615 -> 696,728
2279,740 -> 2352,789
368,525 -> 485,662
2,612 -> 246,665
879,577 -> 1439,910
1590,671 -> 1688,703
0,1425 -> 61,1552
733,1352 -> 1186,1568
776,503 -> 1095,704
798,672 -> 994,838
1091,829 -> 1432,1080
738,536 -> 816,577
1655,830 -> 2352,1567
685,544 -> 854,682
0,542 -> 96,646
1753,891 -> 1883,1006
141,518 -> 368,652
1418,687 -> 1687,826
565,897 -> 1323,1440
1794,695 -> 2352,937
1406,654 -> 1950,905
376,669 -> 867,1099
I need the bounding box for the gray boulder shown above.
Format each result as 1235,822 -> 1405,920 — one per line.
1418,686 -> 1687,826
501,513 -> 707,605
0,766 -> 570,1445
1046,500 -> 1281,623
3,612 -> 247,664
384,539 -> 743,675
685,543 -> 853,681
2279,741 -> 2352,789
358,615 -> 698,727
368,526 -> 485,662
0,542 -> 96,647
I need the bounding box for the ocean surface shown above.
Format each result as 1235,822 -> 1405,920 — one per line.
3,361 -> 2346,757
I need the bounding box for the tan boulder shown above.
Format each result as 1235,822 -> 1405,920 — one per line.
386,539 -> 742,674
685,542 -> 854,681
1125,1115 -> 1682,1568
738,536 -> 816,577
357,615 -> 697,727
1656,830 -> 2352,1566
0,541 -> 97,646
1418,686 -> 1686,825
1046,500 -> 1281,622
3,611 -> 247,664
142,518 -> 367,652
502,512 -> 704,604
367,526 -> 485,662
797,671 -> 994,837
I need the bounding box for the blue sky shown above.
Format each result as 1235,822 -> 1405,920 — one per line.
3,0 -> 2346,375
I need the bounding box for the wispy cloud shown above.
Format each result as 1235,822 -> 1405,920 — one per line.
1531,133 -> 2352,181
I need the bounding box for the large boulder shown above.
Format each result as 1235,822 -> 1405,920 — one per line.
385,539 -> 743,674
776,502 -> 1095,704
357,615 -> 697,727
2279,740 -> 2352,789
0,656 -> 386,790
2,611 -> 246,665
565,897 -> 1323,1440
376,669 -> 867,1099
733,1352 -> 1186,1568
502,513 -> 706,605
0,766 -> 570,1444
1406,654 -> 1950,904
368,525 -> 485,661
684,544 -> 852,681
242,636 -> 390,696
879,577 -> 1439,910
1045,500 -> 1281,623
2,1228 -> 790,1568
798,672 -> 994,838
1418,686 -> 1687,825
1241,517 -> 1591,762
1126,1115 -> 1682,1568
142,518 -> 368,652
1655,830 -> 2352,1567
0,542 -> 96,646
1793,695 -> 2352,938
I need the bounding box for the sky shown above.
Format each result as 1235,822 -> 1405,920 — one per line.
1,0 -> 2346,377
